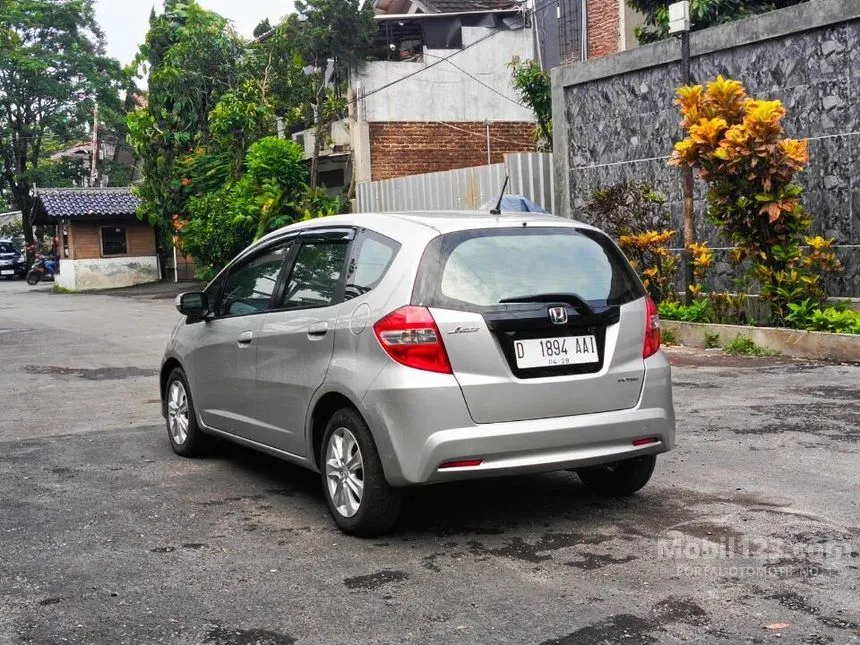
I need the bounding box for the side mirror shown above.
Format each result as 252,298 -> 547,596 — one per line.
175,291 -> 208,318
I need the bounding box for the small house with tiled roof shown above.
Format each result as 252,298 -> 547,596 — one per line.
32,187 -> 159,290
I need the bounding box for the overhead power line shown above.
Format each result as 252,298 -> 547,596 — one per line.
352,0 -> 559,107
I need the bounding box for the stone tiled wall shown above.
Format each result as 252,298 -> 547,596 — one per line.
552,0 -> 860,296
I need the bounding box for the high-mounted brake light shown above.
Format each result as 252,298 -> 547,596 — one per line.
643,296 -> 661,358
373,306 -> 452,374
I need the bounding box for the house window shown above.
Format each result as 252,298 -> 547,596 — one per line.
101,226 -> 128,256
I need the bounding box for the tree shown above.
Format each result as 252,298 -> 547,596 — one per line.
127,0 -> 243,239
627,0 -> 808,44
508,57 -> 552,151
293,0 -> 376,186
0,0 -> 126,244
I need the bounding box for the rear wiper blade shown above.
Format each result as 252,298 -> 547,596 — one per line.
498,293 -> 595,315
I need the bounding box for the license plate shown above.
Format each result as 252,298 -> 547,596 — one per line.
0,270 -> 13,275
514,335 -> 598,369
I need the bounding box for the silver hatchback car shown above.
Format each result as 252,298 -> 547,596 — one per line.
161,211 -> 675,535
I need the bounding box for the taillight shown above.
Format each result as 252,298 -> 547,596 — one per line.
643,296 -> 661,358
373,306 -> 452,374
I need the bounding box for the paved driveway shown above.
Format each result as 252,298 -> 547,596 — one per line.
1,279 -> 858,645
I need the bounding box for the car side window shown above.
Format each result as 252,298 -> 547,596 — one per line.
215,243 -> 290,317
344,231 -> 400,300
278,241 -> 348,310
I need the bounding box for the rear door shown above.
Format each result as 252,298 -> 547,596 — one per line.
251,229 -> 353,456
413,226 -> 648,424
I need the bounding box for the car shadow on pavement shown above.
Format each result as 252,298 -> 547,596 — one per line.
205,438 -> 639,536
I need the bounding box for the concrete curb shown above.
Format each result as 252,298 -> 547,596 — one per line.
662,321 -> 860,363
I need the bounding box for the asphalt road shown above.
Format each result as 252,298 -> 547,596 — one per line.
1,278 -> 858,645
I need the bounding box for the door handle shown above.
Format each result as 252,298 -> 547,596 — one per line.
307,321 -> 329,338
237,330 -> 254,346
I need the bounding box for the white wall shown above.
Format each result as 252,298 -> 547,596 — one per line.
57,256 -> 159,291
353,26 -> 537,122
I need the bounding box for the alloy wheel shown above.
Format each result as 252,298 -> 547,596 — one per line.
167,380 -> 189,445
325,427 -> 364,518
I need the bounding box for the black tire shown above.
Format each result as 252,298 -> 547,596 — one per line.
320,408 -> 401,537
576,454 -> 657,497
164,368 -> 211,457
26,270 -> 41,285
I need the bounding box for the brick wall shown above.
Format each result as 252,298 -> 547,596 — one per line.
587,0 -> 620,59
369,122 -> 536,181
70,219 -> 156,260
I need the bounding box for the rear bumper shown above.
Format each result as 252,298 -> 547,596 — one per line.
361,352 -> 675,486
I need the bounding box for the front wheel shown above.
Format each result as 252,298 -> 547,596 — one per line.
26,270 -> 41,285
576,454 -> 657,497
320,408 -> 401,537
164,368 -> 210,457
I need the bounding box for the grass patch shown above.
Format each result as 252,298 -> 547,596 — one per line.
51,284 -> 79,294
724,335 -> 778,357
661,329 -> 677,346
703,331 -> 721,349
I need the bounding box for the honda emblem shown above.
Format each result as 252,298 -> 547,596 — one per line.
548,306 -> 568,325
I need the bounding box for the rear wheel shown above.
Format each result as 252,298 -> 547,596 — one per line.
25,270 -> 41,285
165,368 -> 210,457
320,408 -> 401,537
576,454 -> 656,497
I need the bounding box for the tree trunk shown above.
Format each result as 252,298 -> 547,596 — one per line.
310,103 -> 322,189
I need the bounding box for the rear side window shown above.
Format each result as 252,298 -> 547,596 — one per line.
413,227 -> 643,310
344,231 -> 400,300
279,241 -> 348,309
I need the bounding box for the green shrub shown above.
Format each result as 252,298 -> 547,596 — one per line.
786,299 -> 860,334
724,335 -> 778,356
703,332 -> 721,349
658,299 -> 711,322
661,329 -> 677,346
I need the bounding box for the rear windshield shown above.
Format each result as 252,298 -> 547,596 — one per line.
0,242 -> 16,254
412,227 -> 644,310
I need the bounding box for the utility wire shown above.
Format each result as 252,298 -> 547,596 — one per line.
433,120 -> 532,147
353,0 -> 558,107
420,52 -> 525,109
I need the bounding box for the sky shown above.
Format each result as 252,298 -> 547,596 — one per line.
94,0 -> 297,67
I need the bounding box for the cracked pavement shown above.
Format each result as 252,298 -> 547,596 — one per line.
1,279 -> 858,644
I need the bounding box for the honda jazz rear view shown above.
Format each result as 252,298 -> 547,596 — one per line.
162,211 -> 675,536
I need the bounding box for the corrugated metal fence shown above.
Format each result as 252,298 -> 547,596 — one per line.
356,152 -> 555,214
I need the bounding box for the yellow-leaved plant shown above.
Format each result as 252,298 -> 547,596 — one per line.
669,76 -> 840,322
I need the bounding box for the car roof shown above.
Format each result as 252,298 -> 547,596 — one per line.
257,211 -> 598,244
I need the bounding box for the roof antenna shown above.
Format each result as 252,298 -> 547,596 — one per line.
489,175 -> 510,215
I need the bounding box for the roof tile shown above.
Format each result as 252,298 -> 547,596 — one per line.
34,188 -> 142,221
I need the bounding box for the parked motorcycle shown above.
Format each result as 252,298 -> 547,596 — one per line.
26,255 -> 58,285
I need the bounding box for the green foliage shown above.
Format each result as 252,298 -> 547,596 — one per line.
128,0 -> 244,236
293,0 -> 376,69
508,57 -> 552,151
51,284 -> 80,295
658,300 -> 712,323
724,335 -> 778,356
785,299 -> 860,335
661,328 -> 677,345
587,182 -> 679,303
0,0 -> 126,243
0,217 -> 23,243
703,331 -> 721,349
179,137 -> 342,271
131,0 -> 367,255
627,0 -> 808,45
586,182 -> 670,239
